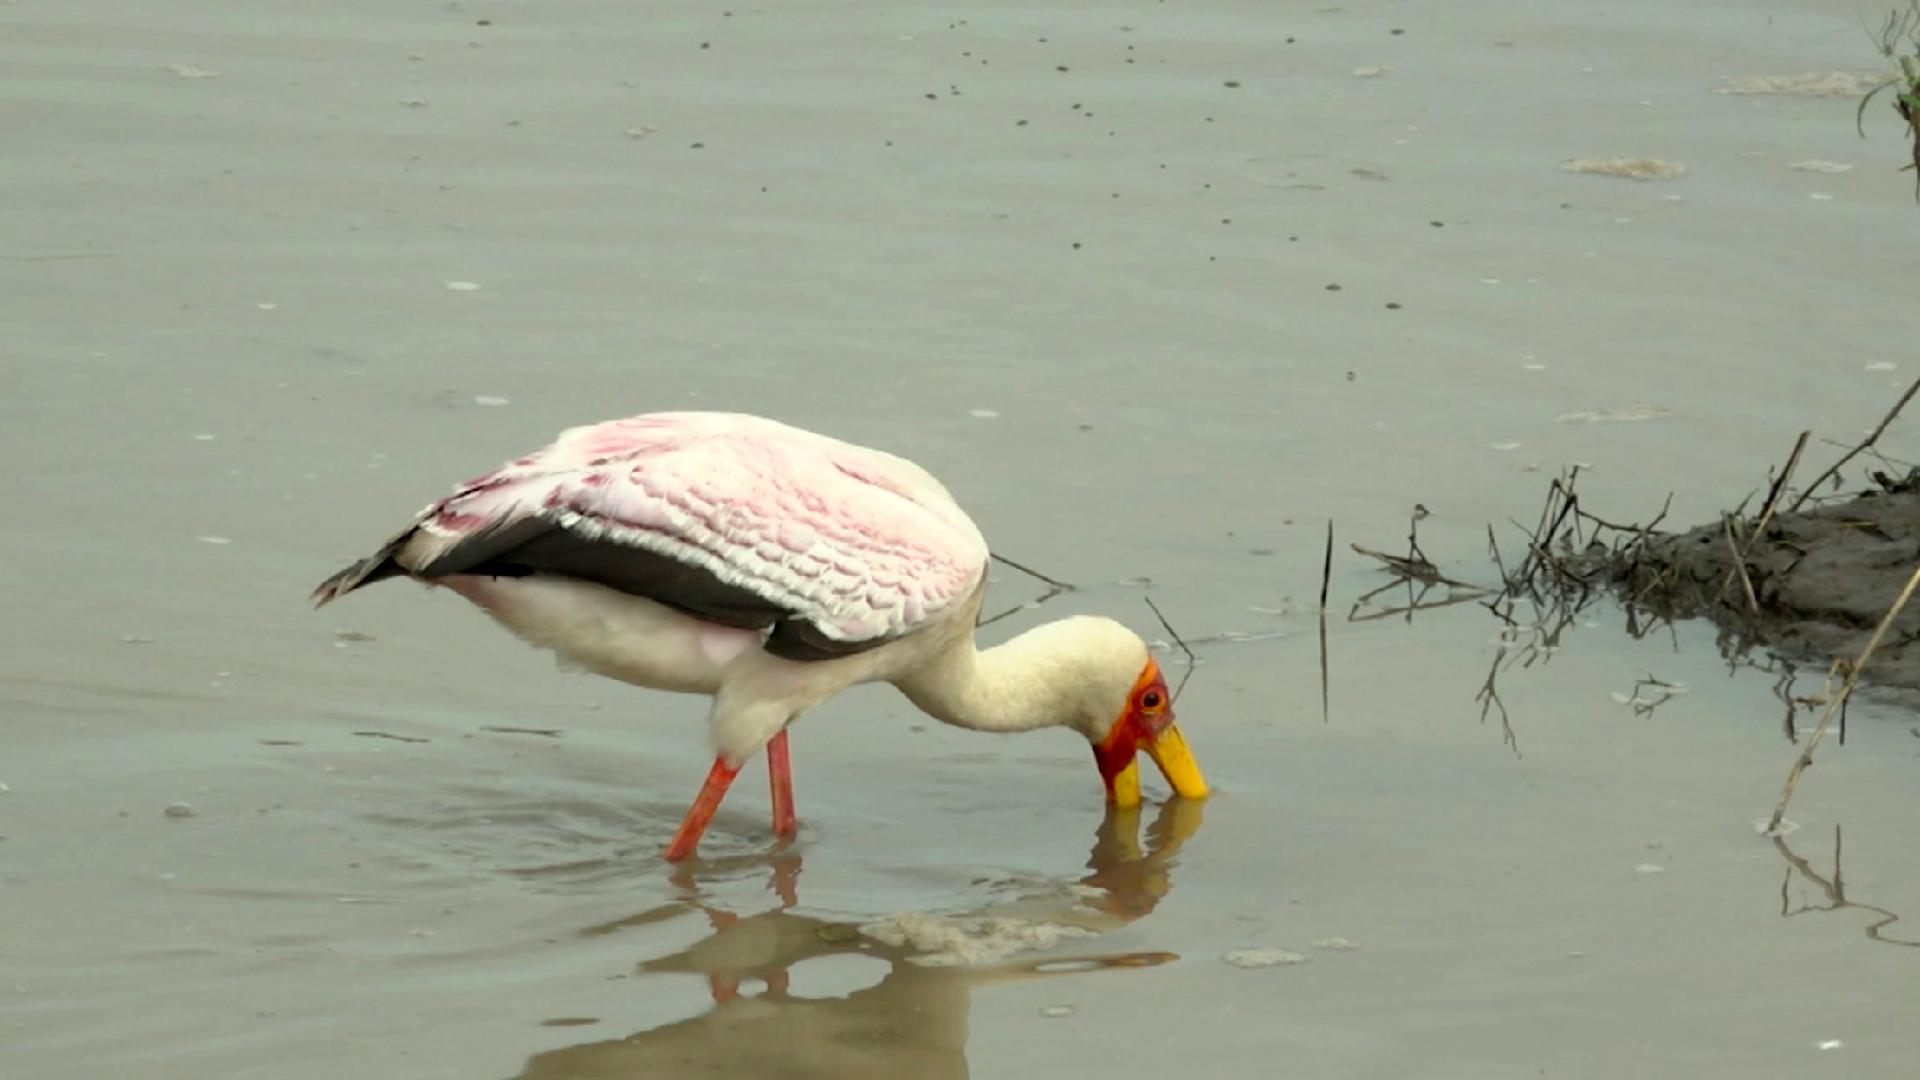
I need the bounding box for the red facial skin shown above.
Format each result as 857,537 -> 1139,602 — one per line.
1091,660 -> 1174,795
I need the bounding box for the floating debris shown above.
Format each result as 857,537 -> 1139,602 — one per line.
480,725 -> 564,738
861,913 -> 1093,966
163,802 -> 197,819
1352,66 -> 1387,77
1715,71 -> 1886,96
1562,157 -> 1686,180
445,281 -> 481,291
196,535 -> 233,545
1216,629 -> 1292,643
1819,1040 -> 1844,1051
166,63 -> 219,79
1312,937 -> 1360,951
1790,159 -> 1853,173
353,730 -> 431,744
1224,948 -> 1309,968
333,629 -> 377,643
1633,862 -> 1667,874
473,395 -> 511,407
968,408 -> 1000,419
1555,405 -> 1671,424
1038,1005 -> 1077,1018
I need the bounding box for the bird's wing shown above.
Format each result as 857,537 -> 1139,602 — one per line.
387,413 -> 990,659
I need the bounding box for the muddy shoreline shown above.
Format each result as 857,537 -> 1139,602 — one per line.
1623,488 -> 1920,692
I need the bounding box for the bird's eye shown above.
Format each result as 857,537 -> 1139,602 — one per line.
1141,690 -> 1164,710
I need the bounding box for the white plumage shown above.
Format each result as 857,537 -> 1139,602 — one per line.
314,411 -> 1207,860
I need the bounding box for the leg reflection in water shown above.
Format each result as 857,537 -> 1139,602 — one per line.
510,799 -> 1205,1080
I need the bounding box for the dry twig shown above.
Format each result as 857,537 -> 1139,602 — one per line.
1765,559 -> 1920,834
1143,595 -> 1197,703
1789,376 -> 1920,512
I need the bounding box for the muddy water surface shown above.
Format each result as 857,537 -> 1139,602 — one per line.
4,1 -> 1917,1077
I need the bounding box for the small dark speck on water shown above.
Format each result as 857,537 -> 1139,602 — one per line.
925,93 -> 938,100
1224,80 -> 1242,88
1056,65 -> 1070,72
1016,119 -> 1029,126
1386,302 -> 1403,309
1430,220 -> 1445,227
164,802 -> 196,819
1325,283 -> 1342,291
1222,218 -> 1232,224
1346,371 -> 1357,381
540,1018 -> 600,1028
1072,242 -> 1082,249
690,142 -> 705,149
700,41 -> 711,49
477,19 -> 491,26
1391,28 -> 1405,35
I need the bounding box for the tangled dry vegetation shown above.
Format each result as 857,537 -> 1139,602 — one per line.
1350,379 -> 1920,831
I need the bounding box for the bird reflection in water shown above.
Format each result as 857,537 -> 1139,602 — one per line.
510,799 -> 1204,1079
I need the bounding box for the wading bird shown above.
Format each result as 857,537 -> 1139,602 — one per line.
312,412 -> 1207,860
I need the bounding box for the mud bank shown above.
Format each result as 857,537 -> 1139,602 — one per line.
1623,488 -> 1920,691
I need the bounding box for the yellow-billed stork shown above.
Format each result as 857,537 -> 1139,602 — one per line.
311,412 -> 1207,860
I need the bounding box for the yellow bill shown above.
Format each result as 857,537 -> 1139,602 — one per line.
1109,757 -> 1144,809
1144,723 -> 1209,799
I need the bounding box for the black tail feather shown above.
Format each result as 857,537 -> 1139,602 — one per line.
310,531 -> 414,607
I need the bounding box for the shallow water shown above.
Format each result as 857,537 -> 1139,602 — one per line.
4,0 -> 1918,1077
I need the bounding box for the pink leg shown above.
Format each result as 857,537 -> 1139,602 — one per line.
767,729 -> 797,840
666,757 -> 742,862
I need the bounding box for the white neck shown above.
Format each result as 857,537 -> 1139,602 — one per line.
891,619 -> 1114,736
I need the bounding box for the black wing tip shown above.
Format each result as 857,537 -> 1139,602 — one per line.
309,557 -> 403,608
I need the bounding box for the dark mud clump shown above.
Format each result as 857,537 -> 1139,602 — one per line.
1620,489 -> 1920,690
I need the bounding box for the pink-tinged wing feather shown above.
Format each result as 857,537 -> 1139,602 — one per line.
405,413 -> 988,643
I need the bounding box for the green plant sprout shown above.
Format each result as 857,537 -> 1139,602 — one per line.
1858,2 -> 1920,198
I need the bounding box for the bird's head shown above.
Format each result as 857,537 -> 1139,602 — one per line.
1063,617 -> 1209,807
